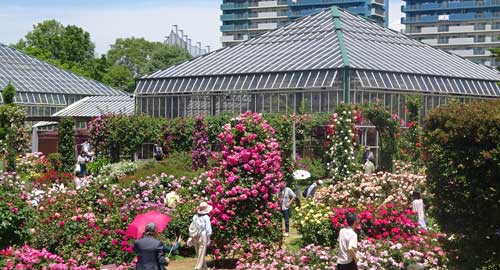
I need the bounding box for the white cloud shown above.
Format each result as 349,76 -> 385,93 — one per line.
0,3 -> 221,54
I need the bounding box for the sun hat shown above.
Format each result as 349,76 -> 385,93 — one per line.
197,202 -> 213,215
317,180 -> 324,185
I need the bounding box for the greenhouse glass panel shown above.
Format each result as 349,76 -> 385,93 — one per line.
279,93 -> 287,113
312,92 -> 320,112
314,71 -> 326,87
265,74 -> 277,89
205,77 -> 217,91
219,76 -> 230,91
402,75 -> 414,90
357,71 -> 369,87
307,71 -> 319,88
257,74 -> 269,89
280,73 -> 291,89
250,75 -> 262,90
212,77 -> 224,91
321,92 -> 328,112
273,73 -> 286,89
160,97 -> 166,118
290,72 -> 302,88
381,73 -> 392,89
298,71 -> 311,88
242,75 -> 254,90
287,93 -> 295,113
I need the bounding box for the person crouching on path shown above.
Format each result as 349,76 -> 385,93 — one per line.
279,182 -> 296,237
187,202 -> 213,270
337,212 -> 358,270
134,222 -> 169,270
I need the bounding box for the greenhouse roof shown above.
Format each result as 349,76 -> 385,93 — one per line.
51,95 -> 135,118
0,44 -> 126,103
136,7 -> 500,97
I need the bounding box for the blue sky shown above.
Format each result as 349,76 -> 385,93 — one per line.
0,0 -> 403,54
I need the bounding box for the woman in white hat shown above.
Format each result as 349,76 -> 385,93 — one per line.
187,202 -> 213,270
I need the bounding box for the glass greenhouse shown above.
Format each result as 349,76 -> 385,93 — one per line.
135,7 -> 500,122
0,44 -> 125,118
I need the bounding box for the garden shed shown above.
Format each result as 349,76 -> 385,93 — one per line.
135,7 -> 500,121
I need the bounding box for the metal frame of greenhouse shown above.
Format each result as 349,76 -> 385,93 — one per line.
134,7 -> 500,122
0,44 -> 126,119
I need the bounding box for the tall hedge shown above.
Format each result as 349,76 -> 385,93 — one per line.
423,99 -> 500,269
58,117 -> 76,173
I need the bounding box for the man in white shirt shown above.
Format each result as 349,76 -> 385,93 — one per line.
337,212 -> 358,270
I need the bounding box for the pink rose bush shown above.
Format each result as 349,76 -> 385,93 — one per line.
206,112 -> 283,259
192,117 -> 210,170
236,243 -> 336,270
0,245 -> 100,270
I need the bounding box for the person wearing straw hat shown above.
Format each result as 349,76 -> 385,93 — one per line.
187,202 -> 213,270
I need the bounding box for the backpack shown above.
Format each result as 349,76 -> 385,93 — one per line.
188,214 -> 205,238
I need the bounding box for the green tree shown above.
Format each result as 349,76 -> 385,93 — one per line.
2,82 -> 16,104
102,65 -> 135,92
106,37 -> 191,92
16,20 -> 95,65
58,117 -> 76,173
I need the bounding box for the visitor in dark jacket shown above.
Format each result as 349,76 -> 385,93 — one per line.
134,223 -> 168,270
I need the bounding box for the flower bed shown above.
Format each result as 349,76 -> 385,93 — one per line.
236,243 -> 336,270
315,172 -> 427,208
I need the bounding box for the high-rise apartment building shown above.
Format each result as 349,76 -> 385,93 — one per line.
403,0 -> 500,67
221,0 -> 388,47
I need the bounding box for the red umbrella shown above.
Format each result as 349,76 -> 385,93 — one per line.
126,210 -> 172,239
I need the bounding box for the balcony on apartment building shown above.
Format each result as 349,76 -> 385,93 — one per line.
407,21 -> 500,34
402,0 -> 500,12
288,0 -> 367,6
221,11 -> 288,21
402,12 -> 500,23
221,0 -> 288,10
221,34 -> 249,43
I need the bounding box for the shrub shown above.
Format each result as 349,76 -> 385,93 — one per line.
423,99 -> 500,269
161,117 -> 195,155
47,152 -> 62,171
2,82 -> 16,105
86,157 -> 111,176
0,176 -> 32,249
206,112 -> 283,259
100,161 -> 138,181
58,117 -> 76,173
295,201 -> 337,246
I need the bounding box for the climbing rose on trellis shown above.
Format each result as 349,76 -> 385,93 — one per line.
206,112 -> 283,259
192,117 -> 209,170
326,108 -> 361,181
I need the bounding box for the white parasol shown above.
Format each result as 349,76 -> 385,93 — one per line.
292,170 -> 311,180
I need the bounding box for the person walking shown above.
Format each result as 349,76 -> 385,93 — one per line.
133,222 -> 169,270
153,144 -> 164,161
187,202 -> 213,270
279,182 -> 296,237
363,157 -> 376,175
336,212 -> 358,270
304,179 -> 323,198
77,151 -> 88,177
411,190 -> 427,230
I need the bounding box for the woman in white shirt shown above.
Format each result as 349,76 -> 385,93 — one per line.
411,190 -> 427,230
